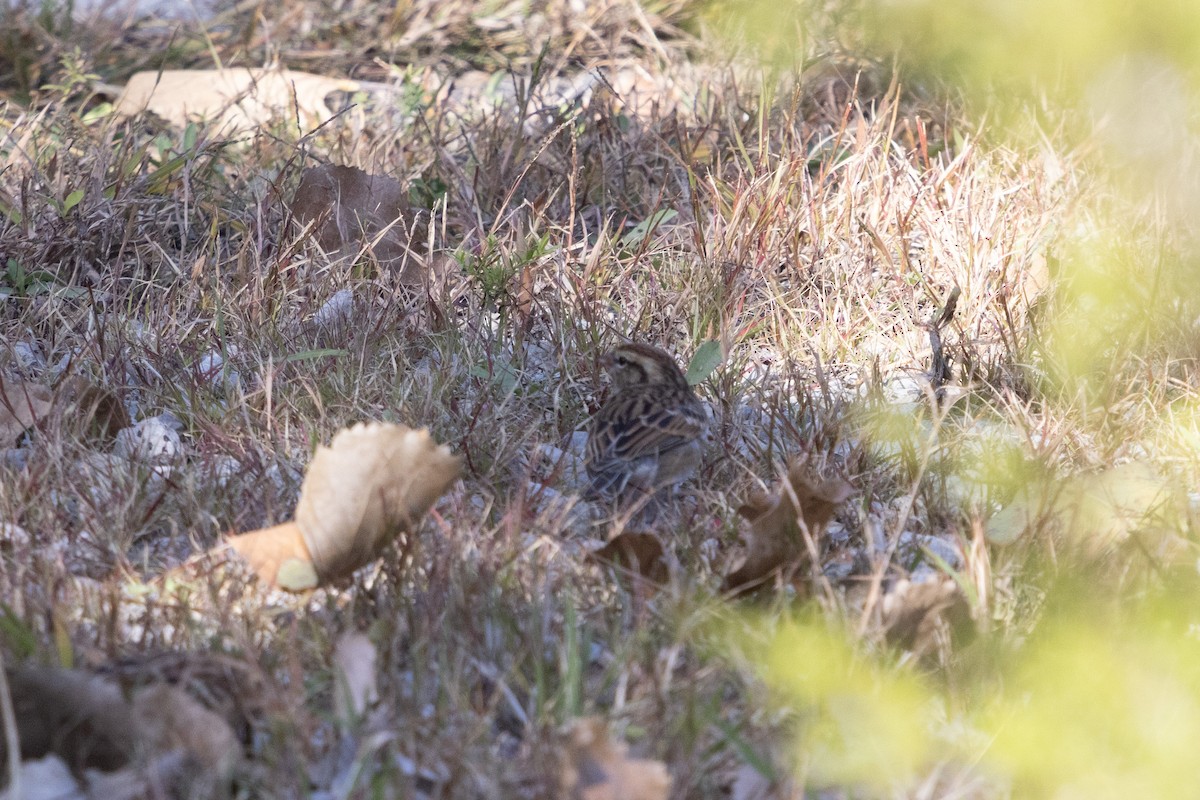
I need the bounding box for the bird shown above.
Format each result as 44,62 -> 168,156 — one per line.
585,342 -> 709,503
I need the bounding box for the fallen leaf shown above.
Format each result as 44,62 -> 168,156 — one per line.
130,683 -> 240,777
881,577 -> 972,658
226,521 -> 318,591
0,376 -> 52,445
57,376 -> 131,443
113,68 -> 360,131
563,717 -> 671,800
226,422 -> 461,589
291,164 -> 427,283
723,460 -> 854,596
685,339 -> 723,386
590,531 -> 668,584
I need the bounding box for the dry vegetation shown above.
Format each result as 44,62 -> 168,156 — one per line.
1,0 -> 1198,797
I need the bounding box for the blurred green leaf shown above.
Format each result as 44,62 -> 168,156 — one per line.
686,339 -> 723,385
61,188 -> 84,214
621,209 -> 677,247
285,349 -> 349,363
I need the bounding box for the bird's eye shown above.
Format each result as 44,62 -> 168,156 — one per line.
615,355 -> 629,365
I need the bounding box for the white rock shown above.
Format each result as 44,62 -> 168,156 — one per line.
311,289 -> 355,333
917,534 -> 963,570
197,346 -> 241,390
207,455 -> 243,486
0,522 -> 32,548
12,340 -> 44,371
0,755 -> 84,800
532,443 -> 587,490
1,448 -> 30,471
114,418 -> 183,464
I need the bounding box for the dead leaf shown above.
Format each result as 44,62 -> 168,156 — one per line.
113,68 -> 360,131
291,164 -> 427,283
0,376 -> 52,445
563,717 -> 671,800
57,375 -> 130,443
723,460 -> 854,596
226,521 -> 318,591
881,577 -> 971,658
590,531 -> 668,584
226,422 -> 461,589
130,683 -> 240,777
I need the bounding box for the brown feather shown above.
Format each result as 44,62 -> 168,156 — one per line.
585,343 -> 708,499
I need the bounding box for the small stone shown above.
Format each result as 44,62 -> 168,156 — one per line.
0,522 -> 32,548
918,534 -> 963,570
197,345 -> 241,390
1,447 -> 30,471
114,418 -> 183,465
13,341 -> 44,371
310,289 -> 355,343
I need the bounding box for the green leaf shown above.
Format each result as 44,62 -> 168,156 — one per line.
686,339 -> 723,385
469,361 -> 520,394
0,603 -> 39,659
62,188 -> 84,214
81,101 -> 113,125
284,349 -> 348,363
620,208 -> 678,247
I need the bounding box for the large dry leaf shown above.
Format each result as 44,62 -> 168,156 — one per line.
226,521 -> 318,591
723,460 -> 854,595
563,718 -> 671,800
58,375 -> 131,443
113,68 -> 360,131
130,683 -> 240,776
590,531 -> 668,585
291,164 -> 427,283
0,376 -> 52,444
881,577 -> 971,658
227,422 -> 461,589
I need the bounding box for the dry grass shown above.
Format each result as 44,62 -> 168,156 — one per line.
0,0 -> 1196,797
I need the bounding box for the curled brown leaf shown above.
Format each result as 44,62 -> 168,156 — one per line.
291,164 -> 427,283
723,459 -> 853,596
562,717 -> 671,800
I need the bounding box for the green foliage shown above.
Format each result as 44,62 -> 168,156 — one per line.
2,257 -> 83,299
732,585 -> 1200,797
686,339 -> 723,386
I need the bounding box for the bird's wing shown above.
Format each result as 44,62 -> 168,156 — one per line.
586,390 -> 707,469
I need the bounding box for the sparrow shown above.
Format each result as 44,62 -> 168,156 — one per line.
585,342 -> 709,502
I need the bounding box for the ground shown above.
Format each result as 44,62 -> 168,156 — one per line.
2,1 -> 1199,798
